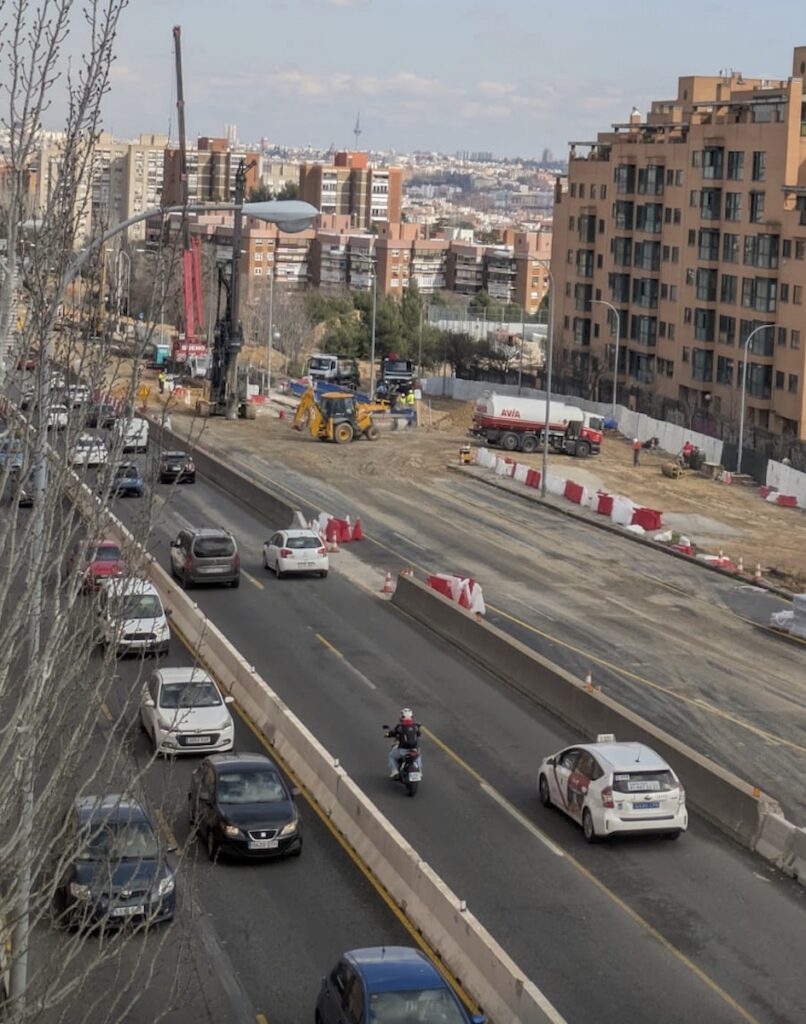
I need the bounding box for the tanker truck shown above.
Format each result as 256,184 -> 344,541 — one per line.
471,393 -> 604,457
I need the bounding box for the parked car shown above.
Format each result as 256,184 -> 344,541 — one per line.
316,947 -> 485,1024
96,578 -> 171,657
169,527 -> 240,588
112,416 -> 149,453
158,450 -> 196,484
139,667 -> 235,755
537,734 -> 688,842
68,539 -> 128,591
0,437 -> 25,470
16,354 -> 38,371
64,383 -> 91,407
69,433 -> 108,467
188,753 -> 302,861
262,528 -> 328,579
105,462 -> 145,498
52,793 -> 176,930
47,404 -> 69,430
85,402 -> 119,429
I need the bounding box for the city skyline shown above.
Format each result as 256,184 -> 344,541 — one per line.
86,0 -> 799,157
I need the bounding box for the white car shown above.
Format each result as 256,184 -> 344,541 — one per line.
96,577 -> 170,657
140,667 -> 235,755
262,528 -> 328,578
69,433 -> 108,466
47,405 -> 69,430
113,416 -> 149,454
537,735 -> 688,842
64,384 -> 91,407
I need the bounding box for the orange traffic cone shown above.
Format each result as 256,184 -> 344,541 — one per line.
351,517 -> 364,541
584,670 -> 593,692
278,409 -> 286,420
755,562 -> 762,581
382,571 -> 394,594
325,518 -> 339,553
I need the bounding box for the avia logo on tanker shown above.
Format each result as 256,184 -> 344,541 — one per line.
500,409 -> 522,418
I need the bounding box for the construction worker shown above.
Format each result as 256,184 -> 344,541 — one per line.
403,387 -> 417,425
158,370 -> 166,395
632,437 -> 641,466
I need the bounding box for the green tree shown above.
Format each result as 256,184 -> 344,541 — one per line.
400,279 -> 423,351
275,180 -> 299,200
247,182 -> 273,202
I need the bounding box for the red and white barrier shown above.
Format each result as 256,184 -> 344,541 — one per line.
427,574 -> 486,616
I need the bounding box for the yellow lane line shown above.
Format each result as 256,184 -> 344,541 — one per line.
256,1015 -> 269,1024
315,632 -> 376,690
98,698 -> 113,722
315,632 -> 341,658
421,729 -> 762,1024
242,569 -> 265,591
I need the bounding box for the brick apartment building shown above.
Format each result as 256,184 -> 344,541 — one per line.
162,136 -> 260,207
551,45 -> 806,446
298,151 -> 402,230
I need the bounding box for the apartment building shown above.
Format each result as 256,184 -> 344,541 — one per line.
551,45 -> 806,445
298,151 -> 402,229
123,133 -> 169,240
162,136 -> 260,207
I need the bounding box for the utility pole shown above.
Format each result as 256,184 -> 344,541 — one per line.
224,160 -> 247,419
369,260 -> 377,397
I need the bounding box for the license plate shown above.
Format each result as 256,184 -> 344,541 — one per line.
407,771 -> 422,782
248,838 -> 279,850
299,562 -> 316,568
634,801 -> 660,810
201,566 -> 226,573
184,736 -> 211,745
110,904 -> 144,917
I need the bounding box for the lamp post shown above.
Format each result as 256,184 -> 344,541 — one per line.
369,258 -> 378,398
116,249 -> 131,330
265,264 -> 281,394
590,298 -> 621,422
5,194 -> 317,1011
538,261 -> 555,498
737,322 -> 774,475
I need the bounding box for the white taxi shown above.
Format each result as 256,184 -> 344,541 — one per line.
537,735 -> 687,842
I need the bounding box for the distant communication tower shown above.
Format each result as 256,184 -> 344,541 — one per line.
353,111 -> 362,149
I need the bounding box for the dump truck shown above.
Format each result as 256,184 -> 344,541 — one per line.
292,387 -> 384,444
306,353 -> 360,389
471,393 -> 604,457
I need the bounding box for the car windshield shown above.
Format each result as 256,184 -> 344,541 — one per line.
384,360 -> 410,373
612,769 -> 677,793
217,769 -> 286,804
309,358 -> 333,370
164,452 -> 187,461
115,466 -> 139,479
116,594 -> 162,619
369,989 -> 466,1024
160,681 -> 221,709
90,545 -> 122,562
78,818 -> 160,861
286,536 -> 321,549
588,416 -> 605,432
193,537 -> 235,558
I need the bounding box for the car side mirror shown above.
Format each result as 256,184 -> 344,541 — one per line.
224,695 -> 234,705
471,1016 -> 487,1024
144,698 -> 155,708
170,540 -> 179,548
546,756 -> 556,766
165,608 -> 173,617
291,786 -> 302,797
166,843 -> 178,854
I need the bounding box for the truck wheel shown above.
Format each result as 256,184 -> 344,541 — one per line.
520,434 -> 538,454
500,432 -> 519,452
575,440 -> 591,458
334,422 -> 354,444
365,425 -> 380,441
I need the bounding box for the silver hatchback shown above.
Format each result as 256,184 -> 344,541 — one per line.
169,527 -> 240,588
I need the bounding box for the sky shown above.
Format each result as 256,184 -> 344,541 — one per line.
51,0 -> 806,157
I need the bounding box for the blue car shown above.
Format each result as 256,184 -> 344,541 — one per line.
316,947 -> 485,1024
52,794 -> 176,930
0,437 -> 25,470
107,461 -> 145,497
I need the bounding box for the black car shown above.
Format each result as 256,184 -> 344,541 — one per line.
188,753 -> 302,861
53,794 -> 177,930
159,450 -> 196,484
86,402 -> 119,429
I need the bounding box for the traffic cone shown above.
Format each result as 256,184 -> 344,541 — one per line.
718,549 -> 724,561
584,670 -> 593,693
738,556 -> 744,574
278,409 -> 286,420
325,518 -> 339,553
339,517 -> 352,544
351,517 -> 363,541
382,571 -> 394,594
755,562 -> 762,581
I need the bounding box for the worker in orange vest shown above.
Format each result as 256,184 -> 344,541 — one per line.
633,437 -> 641,466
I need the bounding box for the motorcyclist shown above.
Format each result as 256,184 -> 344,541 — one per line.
385,707 -> 421,778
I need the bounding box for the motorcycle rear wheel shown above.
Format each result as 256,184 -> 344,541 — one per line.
405,780 -> 419,797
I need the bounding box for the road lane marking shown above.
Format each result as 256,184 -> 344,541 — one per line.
154,808 -> 181,855
241,568 -> 265,590
97,698 -> 113,722
315,633 -> 376,689
256,1015 -> 269,1024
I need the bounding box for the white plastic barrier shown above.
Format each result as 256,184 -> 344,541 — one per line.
513,463 -> 529,484
610,496 -> 636,526
766,459 -> 806,507
546,474 -> 566,496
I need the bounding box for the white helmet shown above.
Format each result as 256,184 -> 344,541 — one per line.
400,707 -> 414,722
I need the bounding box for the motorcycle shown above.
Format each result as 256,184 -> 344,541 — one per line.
383,728 -> 422,797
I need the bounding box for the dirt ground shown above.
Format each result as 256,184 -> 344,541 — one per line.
141,371 -> 806,591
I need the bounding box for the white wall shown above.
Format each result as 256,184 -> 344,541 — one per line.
767,459 -> 806,505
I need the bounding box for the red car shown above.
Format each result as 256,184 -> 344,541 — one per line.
17,355 -> 38,371
68,539 -> 128,591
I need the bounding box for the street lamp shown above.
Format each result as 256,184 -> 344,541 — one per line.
590,298 -> 621,422
737,322 -> 774,475
537,260 -> 555,498
264,260 -> 281,394
369,257 -> 378,398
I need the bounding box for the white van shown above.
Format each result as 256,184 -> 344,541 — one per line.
114,416 -> 149,453
97,577 -> 171,657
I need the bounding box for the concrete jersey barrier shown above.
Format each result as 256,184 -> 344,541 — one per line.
391,573 -> 785,855
63,469 -> 565,1024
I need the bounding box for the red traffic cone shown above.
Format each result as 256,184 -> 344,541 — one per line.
338,517 -> 352,544
325,518 -> 340,553
278,409 -> 286,420
382,571 -> 394,594
351,517 -> 363,541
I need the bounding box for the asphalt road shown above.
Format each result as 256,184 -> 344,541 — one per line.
103,445 -> 806,1024
214,441 -> 806,825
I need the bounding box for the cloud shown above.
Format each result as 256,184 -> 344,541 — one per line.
477,80 -> 516,98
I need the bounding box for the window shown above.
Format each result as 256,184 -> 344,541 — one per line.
613,201 -> 633,229
670,285 -> 678,300
789,374 -> 799,394
722,233 -> 739,262
568,216 -> 575,230
749,191 -> 765,223
776,370 -> 785,390
696,268 -> 717,301
720,274 -> 737,304
570,183 -> 577,198
796,285 -> 804,305
783,239 -> 792,258
700,188 -> 722,220
600,184 -> 607,199
565,282 -> 572,297
574,283 -> 592,311
698,228 -> 720,260
718,315 -> 736,345
637,165 -> 664,195
660,282 -> 668,300
682,346 -> 690,362
778,327 -> 788,347
740,319 -> 775,355
675,169 -> 684,186
579,184 -> 586,198
636,203 -> 663,232
632,277 -> 659,308
684,307 -> 692,323
692,151 -> 702,168
755,277 -> 777,312
576,250 -> 594,278
612,237 -> 632,266
688,229 -> 697,246
694,308 -> 716,341
666,169 -> 674,185
609,273 -> 631,303
668,323 -> 676,340
797,239 -> 806,260
634,240 -> 660,270
744,233 -> 779,268
659,321 -> 666,338
717,357 -> 734,385
792,330 -> 802,350
751,151 -> 767,182
725,192 -> 742,221
690,189 -> 700,208
573,317 -> 591,345
727,150 -> 744,180
630,314 -> 657,347
702,147 -> 724,179
578,215 -> 596,242
614,164 -> 636,194
674,208 -> 681,224
692,348 -> 714,381
686,268 -> 695,285
780,283 -> 789,303
672,246 -> 680,263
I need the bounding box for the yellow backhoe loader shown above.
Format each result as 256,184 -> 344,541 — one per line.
292,387 -> 384,444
